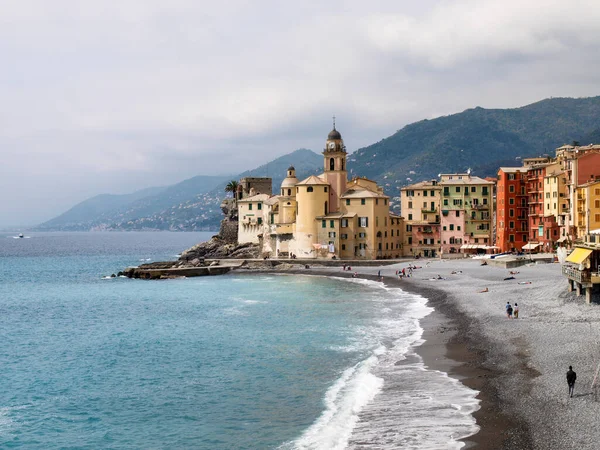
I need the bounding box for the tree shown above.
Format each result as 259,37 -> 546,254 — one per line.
225,180 -> 239,198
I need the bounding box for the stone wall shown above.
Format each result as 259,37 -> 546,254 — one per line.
220,218 -> 239,244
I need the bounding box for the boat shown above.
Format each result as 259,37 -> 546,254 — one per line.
18,233 -> 23,238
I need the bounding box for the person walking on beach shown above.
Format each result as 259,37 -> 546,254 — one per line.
514,303 -> 519,319
567,366 -> 577,398
505,302 -> 513,319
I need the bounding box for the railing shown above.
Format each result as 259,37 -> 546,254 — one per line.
421,208 -> 437,213
562,265 -> 591,283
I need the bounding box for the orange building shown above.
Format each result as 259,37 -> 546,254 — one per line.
496,167 -> 529,252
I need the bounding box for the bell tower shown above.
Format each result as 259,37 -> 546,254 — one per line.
323,117 -> 348,213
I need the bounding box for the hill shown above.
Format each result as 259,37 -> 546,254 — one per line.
349,96 -> 600,212
36,149 -> 322,231
37,96 -> 600,230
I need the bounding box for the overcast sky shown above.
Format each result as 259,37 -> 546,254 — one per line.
2,0 -> 600,228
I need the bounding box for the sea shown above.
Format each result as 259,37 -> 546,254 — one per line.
0,232 -> 479,449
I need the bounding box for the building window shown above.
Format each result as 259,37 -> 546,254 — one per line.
509,198 -> 514,205
457,226 -> 461,231
341,219 -> 348,227
424,191 -> 428,197
307,187 -> 314,193
359,217 -> 368,227
258,203 -> 262,210
384,217 -> 387,226
342,244 -> 346,250
359,232 -> 366,238
453,199 -> 462,206
257,218 -> 262,225
361,199 -> 366,205
408,201 -> 413,208
509,221 -> 514,229
248,204 -> 252,210
322,220 -> 326,228
443,199 -> 448,206
482,187 -> 489,195
408,237 -> 412,244
408,214 -> 413,220
455,211 -> 460,217
450,224 -> 454,231
443,187 -> 449,195
443,226 -> 447,231
406,225 -> 412,231
509,185 -> 515,193
329,232 -> 336,238
330,220 -> 334,228
346,199 -> 350,205
455,187 -> 460,193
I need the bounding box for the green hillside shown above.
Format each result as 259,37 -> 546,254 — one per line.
36,96 -> 600,230
349,96 -> 600,212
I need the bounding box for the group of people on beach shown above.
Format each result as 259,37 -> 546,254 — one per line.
505,302 -> 519,319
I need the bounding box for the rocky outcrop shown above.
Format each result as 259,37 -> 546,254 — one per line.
179,236 -> 259,260
177,196 -> 260,260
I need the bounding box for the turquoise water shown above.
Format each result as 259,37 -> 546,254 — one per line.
0,232 -> 480,449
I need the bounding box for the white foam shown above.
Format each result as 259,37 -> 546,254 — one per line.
282,277 -> 479,449
284,354 -> 384,450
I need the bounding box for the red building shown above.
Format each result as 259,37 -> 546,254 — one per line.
496,167 -> 528,252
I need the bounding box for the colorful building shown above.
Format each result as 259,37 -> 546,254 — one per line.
400,180 -> 441,257
239,124 -> 404,259
439,174 -> 494,255
496,167 -> 528,252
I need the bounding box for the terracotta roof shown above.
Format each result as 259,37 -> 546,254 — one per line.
296,175 -> 330,186
341,188 -> 388,198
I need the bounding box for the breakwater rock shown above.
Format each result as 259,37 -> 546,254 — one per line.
179,236 -> 260,261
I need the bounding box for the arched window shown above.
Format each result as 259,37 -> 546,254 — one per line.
307,186 -> 314,193
330,158 -> 335,171
324,201 -> 328,215
287,188 -> 291,196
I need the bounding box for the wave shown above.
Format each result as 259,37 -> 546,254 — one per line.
280,277 -> 479,450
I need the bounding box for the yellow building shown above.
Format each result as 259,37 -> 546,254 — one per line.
576,180 -> 600,238
241,123 -> 404,259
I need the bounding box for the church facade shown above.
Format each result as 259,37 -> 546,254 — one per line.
237,125 -> 404,259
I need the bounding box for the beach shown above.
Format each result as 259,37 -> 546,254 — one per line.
265,257 -> 600,449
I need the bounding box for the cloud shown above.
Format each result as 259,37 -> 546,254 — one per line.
1,0 -> 600,227
362,0 -> 600,68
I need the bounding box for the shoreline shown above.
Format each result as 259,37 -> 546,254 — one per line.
238,265 -> 530,448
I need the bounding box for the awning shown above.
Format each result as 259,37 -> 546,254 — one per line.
522,243 -> 542,250
556,236 -> 568,243
566,248 -> 593,264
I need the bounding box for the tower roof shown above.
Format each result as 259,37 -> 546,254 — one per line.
328,128 -> 342,140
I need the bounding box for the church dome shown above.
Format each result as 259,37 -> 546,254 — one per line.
288,165 -> 295,171
328,128 -> 342,140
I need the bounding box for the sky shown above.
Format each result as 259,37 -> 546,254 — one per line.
2,0 -> 600,228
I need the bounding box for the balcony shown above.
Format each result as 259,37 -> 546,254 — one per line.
472,204 -> 489,210
421,208 -> 438,213
562,265 -> 591,284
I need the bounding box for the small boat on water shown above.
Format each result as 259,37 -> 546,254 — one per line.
18,233 -> 23,238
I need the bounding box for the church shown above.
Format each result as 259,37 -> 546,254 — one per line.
237,123 -> 404,260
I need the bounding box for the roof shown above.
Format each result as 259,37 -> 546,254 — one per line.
341,188 -> 388,199
328,127 -> 342,140
498,167 -> 527,173
401,180 -> 441,190
316,213 -> 345,219
296,175 -> 329,186
439,175 -> 494,185
238,193 -> 271,203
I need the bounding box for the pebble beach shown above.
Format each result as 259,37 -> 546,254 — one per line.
278,257 -> 600,449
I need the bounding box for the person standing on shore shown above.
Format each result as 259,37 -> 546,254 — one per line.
567,366 -> 577,398
514,303 -> 519,319
505,302 -> 511,318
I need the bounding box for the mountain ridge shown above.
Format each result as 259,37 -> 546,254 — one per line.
36,96 -> 600,231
